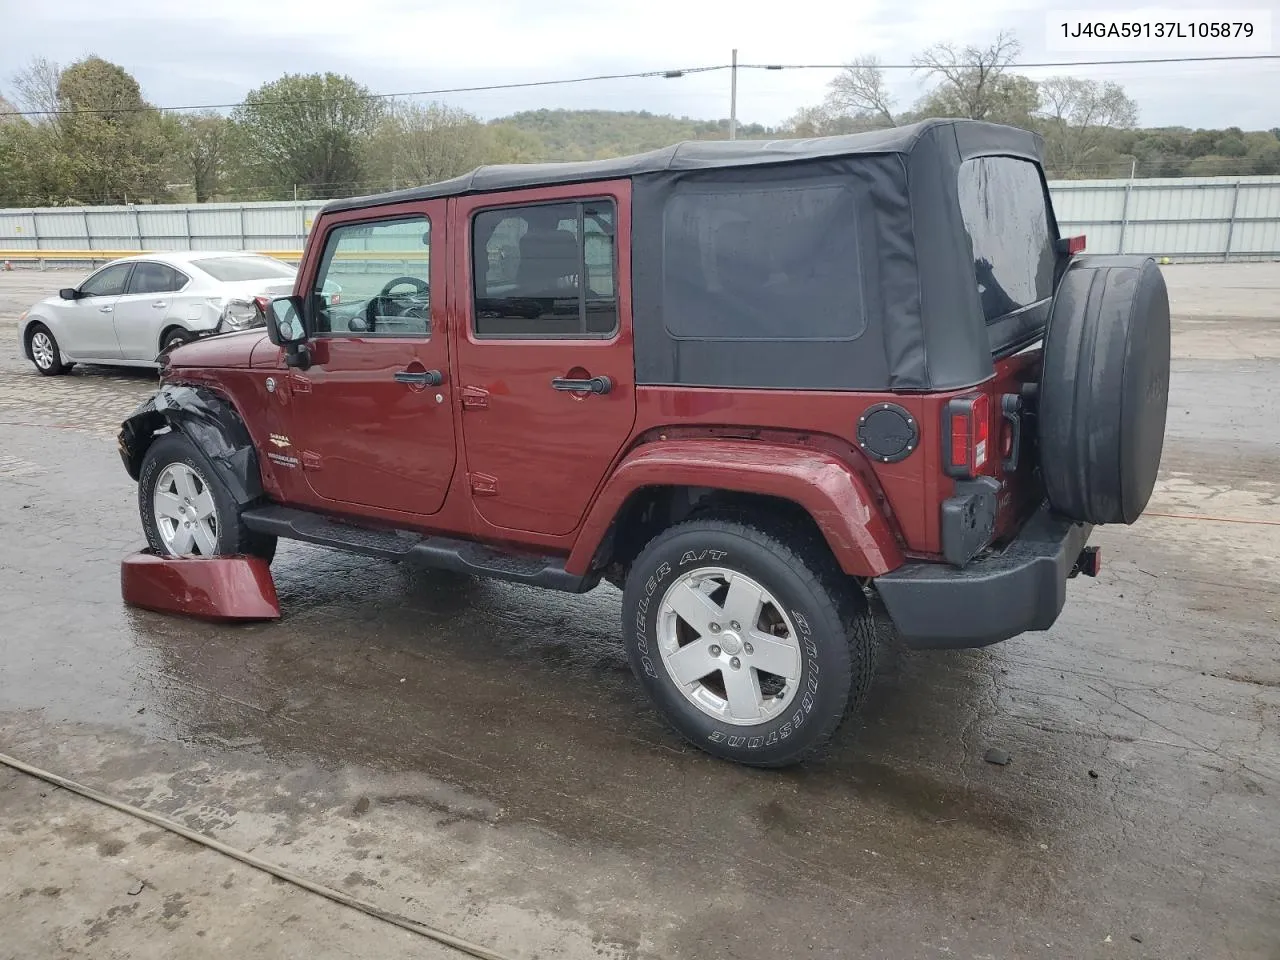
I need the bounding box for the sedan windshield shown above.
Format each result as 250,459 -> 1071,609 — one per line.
193,256 -> 296,282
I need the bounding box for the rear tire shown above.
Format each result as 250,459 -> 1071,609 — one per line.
621,515 -> 877,767
139,432 -> 276,562
160,327 -> 194,354
27,324 -> 70,376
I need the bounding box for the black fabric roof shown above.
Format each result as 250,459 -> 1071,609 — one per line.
322,118 -> 1043,213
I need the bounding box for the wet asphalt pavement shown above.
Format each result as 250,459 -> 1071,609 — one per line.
1,265 -> 1277,959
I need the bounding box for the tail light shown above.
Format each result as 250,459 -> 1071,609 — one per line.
1056,234 -> 1087,255
943,394 -> 990,479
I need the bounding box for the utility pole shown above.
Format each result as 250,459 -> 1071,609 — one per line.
729,48 -> 738,141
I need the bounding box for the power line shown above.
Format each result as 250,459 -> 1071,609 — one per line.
6,54 -> 1279,119
6,65 -> 729,118
747,54 -> 1280,69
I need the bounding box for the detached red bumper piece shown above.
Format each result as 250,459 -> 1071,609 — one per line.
121,551 -> 280,621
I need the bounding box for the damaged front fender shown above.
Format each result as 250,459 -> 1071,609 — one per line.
118,385 -> 264,505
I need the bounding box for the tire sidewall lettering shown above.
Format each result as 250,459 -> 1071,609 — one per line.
634,561 -> 671,679
678,548 -> 727,567
628,541 -> 828,754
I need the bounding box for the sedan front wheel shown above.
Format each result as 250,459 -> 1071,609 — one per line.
28,324 -> 71,376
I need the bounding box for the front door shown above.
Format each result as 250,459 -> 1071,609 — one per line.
113,260 -> 189,360
284,202 -> 456,517
453,183 -> 636,537
61,261 -> 132,359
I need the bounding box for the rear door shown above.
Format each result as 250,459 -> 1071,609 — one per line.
60,262 -> 132,359
452,182 -> 636,537
281,201 -> 456,517
113,260 -> 191,360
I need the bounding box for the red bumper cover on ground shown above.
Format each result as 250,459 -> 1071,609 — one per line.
120,551 -> 280,621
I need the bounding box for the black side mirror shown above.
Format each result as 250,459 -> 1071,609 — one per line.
264,295 -> 311,369
59,288 -> 80,300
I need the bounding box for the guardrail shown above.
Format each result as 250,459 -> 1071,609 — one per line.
0,250 -> 304,266
0,250 -> 433,268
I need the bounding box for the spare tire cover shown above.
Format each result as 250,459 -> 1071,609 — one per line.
1039,255 -> 1170,525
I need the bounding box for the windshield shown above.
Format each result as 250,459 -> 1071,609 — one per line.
193,256 -> 297,282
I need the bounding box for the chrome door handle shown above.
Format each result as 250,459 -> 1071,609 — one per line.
99,305 -> 113,313
152,301 -> 167,309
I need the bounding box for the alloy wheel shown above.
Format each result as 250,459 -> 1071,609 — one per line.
30,331 -> 55,370
656,566 -> 803,725
152,462 -> 219,556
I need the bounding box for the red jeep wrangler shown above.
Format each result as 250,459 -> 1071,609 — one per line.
119,119 -> 1170,766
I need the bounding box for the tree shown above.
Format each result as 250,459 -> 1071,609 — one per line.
912,31 -> 1036,125
824,57 -> 897,127
178,112 -> 233,201
51,56 -> 175,203
363,102 -> 492,190
1037,77 -> 1139,177
783,105 -> 835,137
486,121 -> 547,163
234,73 -> 383,199
1244,132 -> 1280,174
10,57 -> 61,122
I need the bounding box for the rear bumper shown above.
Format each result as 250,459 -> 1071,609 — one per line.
874,506 -> 1093,649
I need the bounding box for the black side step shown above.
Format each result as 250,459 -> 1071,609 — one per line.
241,504 -> 595,593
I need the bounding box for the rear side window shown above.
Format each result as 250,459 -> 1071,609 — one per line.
472,200 -> 618,338
662,181 -> 866,342
957,157 -> 1055,323
128,262 -> 187,295
194,256 -> 296,282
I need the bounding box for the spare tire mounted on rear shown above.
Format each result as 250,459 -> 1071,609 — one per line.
1038,255 -> 1171,526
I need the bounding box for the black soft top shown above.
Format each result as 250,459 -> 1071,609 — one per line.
322,119 -> 1053,394
321,118 -> 1042,213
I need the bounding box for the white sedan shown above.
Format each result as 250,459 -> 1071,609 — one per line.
18,251 -> 305,375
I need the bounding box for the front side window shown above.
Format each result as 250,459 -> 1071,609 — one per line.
472,200 -> 617,338
957,156 -> 1056,323
310,217 -> 431,337
128,262 -> 187,295
79,263 -> 133,298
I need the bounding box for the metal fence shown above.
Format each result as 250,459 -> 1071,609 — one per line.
1051,175 -> 1280,260
2,174 -> 1279,265
0,201 -> 327,264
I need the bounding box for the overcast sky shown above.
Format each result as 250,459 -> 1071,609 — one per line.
3,0 -> 1277,131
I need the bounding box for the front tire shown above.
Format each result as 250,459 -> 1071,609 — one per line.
622,515 -> 877,767
139,432 -> 276,562
28,324 -> 71,376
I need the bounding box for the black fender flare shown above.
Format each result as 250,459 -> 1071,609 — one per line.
118,385 -> 265,505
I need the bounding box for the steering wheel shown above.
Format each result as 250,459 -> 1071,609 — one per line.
362,276 -> 430,333
380,276 -> 429,298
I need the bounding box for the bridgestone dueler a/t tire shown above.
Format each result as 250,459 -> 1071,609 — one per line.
1039,255 -> 1171,525
621,516 -> 878,767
